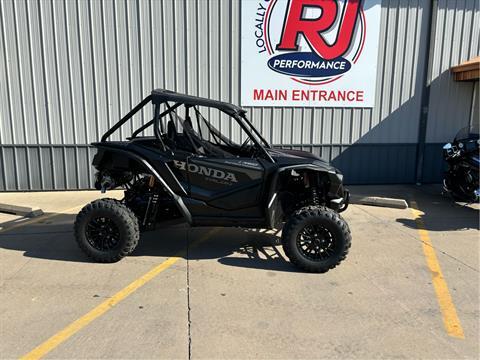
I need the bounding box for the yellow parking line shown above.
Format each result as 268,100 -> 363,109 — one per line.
410,200 -> 464,339
20,228 -> 218,360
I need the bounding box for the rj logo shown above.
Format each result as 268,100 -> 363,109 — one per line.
276,0 -> 361,60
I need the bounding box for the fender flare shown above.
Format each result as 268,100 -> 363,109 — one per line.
94,145 -> 193,224
266,164 -> 338,228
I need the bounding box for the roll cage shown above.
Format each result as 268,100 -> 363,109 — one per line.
100,89 -> 274,162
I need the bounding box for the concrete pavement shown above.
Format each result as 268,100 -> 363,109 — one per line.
0,186 -> 478,359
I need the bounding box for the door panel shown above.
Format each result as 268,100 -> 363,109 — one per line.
164,150 -> 192,194
179,157 -> 265,210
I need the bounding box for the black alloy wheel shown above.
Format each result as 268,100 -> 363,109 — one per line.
86,216 -> 121,251
297,224 -> 335,261
74,199 -> 140,263
282,206 -> 351,273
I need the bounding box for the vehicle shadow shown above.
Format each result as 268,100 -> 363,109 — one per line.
395,185 -> 479,231
0,213 -> 95,263
0,213 -> 298,272
134,227 -> 298,272
216,229 -> 291,272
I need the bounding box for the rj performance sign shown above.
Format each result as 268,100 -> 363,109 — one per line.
241,0 -> 381,107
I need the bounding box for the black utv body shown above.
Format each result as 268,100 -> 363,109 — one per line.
74,89 -> 351,273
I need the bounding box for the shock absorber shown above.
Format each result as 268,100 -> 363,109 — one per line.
304,172 -> 320,207
310,187 -> 320,206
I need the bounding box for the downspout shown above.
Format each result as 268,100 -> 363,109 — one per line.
415,0 -> 436,184
470,81 -> 478,128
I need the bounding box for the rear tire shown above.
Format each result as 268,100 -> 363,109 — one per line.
282,206 -> 351,273
74,199 -> 139,262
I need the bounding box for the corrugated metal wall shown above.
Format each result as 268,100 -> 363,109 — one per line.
0,0 -> 478,191
422,0 -> 480,183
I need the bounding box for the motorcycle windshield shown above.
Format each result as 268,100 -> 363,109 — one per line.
454,125 -> 479,142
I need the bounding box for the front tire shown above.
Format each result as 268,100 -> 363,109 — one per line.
282,206 -> 351,273
74,199 -> 139,262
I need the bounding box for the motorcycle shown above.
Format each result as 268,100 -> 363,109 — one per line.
442,125 -> 480,203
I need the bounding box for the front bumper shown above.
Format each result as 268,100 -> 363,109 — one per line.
329,188 -> 349,213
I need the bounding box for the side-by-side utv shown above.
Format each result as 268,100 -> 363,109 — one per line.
74,89 -> 351,273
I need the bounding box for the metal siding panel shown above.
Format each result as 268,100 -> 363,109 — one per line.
2,0 -> 27,144
14,146 -> 28,190
42,0 -> 64,144
185,0 -> 196,96
341,109 -> 352,144
113,0 -> 128,138
369,2 -> 388,133
126,0 -> 140,132
76,146 -> 89,189
77,0 -> 98,143
282,108 -> 292,144
0,147 -> 5,190
220,0 -> 232,140
151,0 -> 164,89
472,3 -> 480,55
405,2 -> 424,140
359,108 -> 371,139
27,147 -> 42,190
141,0 -> 153,108
101,0 -> 115,139
208,0 -> 220,131
390,1 -> 407,141
0,1 -> 13,144
321,109 -> 331,144
65,1 -> 88,144
350,109 -> 361,143
367,0 -> 427,144
14,0 -> 37,144
0,1 -> 478,190
174,0 -> 186,94
52,1 -> 72,144
196,0 -> 207,98
331,109 -> 342,144
52,147 -> 66,189
64,146 -> 78,189
0,145 -> 93,190
270,108 -> 281,144
422,143 -> 444,183
231,0 -> 240,105
3,147 -> 17,190
39,147 -> 53,189
27,0 -> 49,144
89,146 -> 97,188
220,0 -> 231,102
330,144 -> 417,184
471,81 -> 479,126
66,0 -> 85,143
381,1 -> 398,123
302,108 -> 313,144
425,0 -> 480,143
